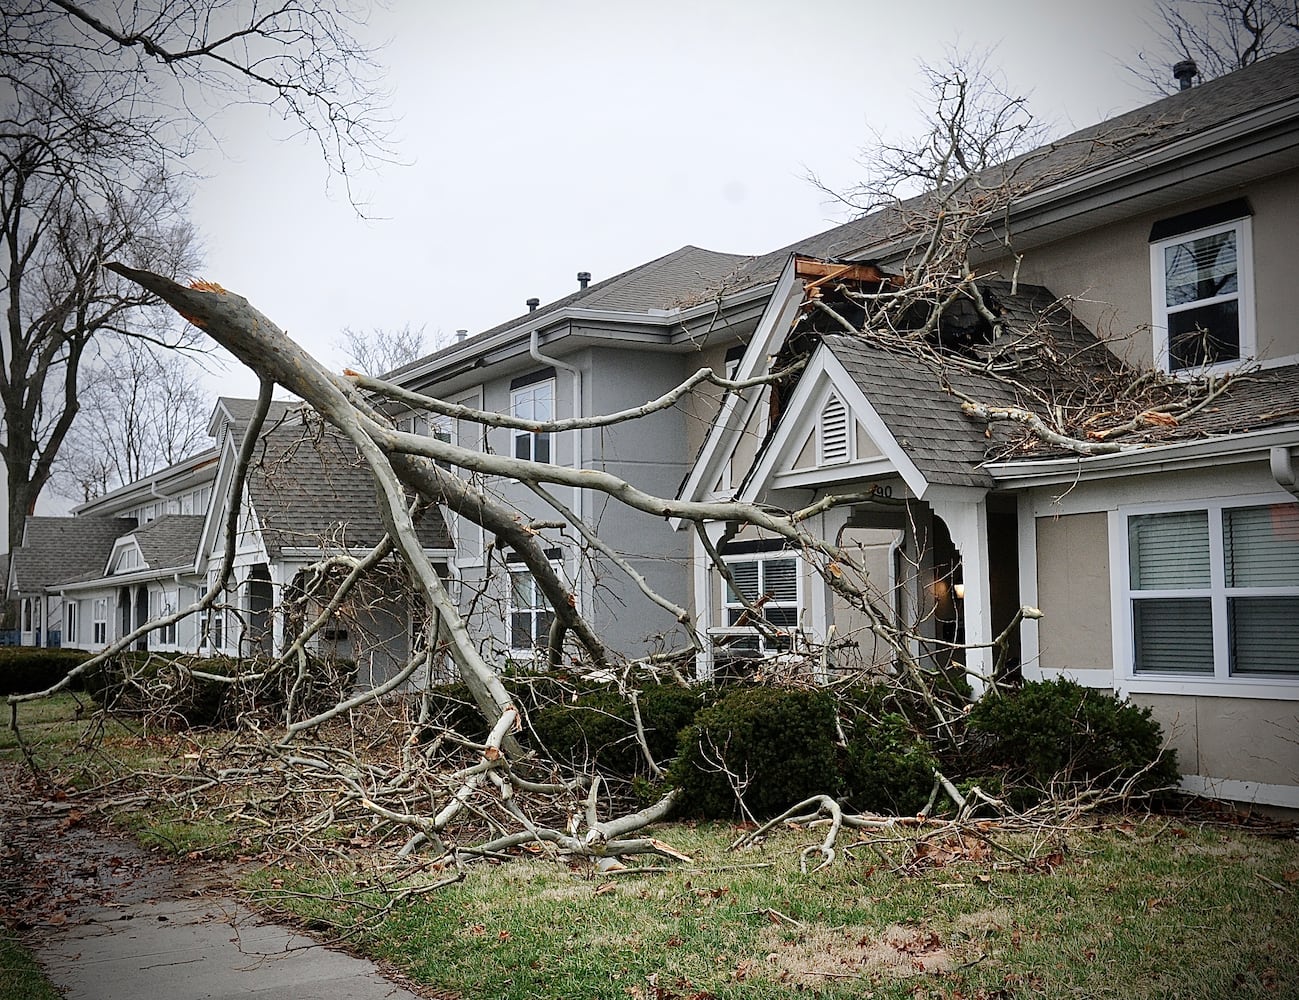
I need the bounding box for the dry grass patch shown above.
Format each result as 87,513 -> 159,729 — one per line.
759,922 -> 956,987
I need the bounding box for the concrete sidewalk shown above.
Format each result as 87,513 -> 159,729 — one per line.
2,800 -> 429,1000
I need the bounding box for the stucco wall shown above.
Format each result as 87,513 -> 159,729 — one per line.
1034,512 -> 1113,672
991,167 -> 1299,366
1134,693 -> 1299,790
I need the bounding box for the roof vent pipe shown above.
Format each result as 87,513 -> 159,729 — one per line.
577,271 -> 591,291
1173,59 -> 1198,90
455,329 -> 468,342
526,297 -> 540,312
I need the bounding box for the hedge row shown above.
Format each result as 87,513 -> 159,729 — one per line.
419,677 -> 1179,821
0,646 -> 95,696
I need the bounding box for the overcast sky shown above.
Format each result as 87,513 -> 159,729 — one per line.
186,0 -> 1171,389
21,0 -> 1176,531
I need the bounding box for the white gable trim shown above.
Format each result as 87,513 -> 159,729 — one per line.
671,256 -> 805,526
737,345 -> 931,502
106,535 -> 148,576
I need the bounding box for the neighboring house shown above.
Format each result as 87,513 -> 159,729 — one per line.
5,398 -> 452,688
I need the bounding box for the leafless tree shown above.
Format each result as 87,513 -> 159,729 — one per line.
1,1 -> 388,549
334,323 -> 431,377
49,339 -> 212,502
1135,0 -> 1299,92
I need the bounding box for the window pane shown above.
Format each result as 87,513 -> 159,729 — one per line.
535,432 -> 551,464
1224,504 -> 1299,588
1230,597 -> 1299,675
537,611 -> 555,645
510,612 -> 533,649
511,571 -> 535,610
727,561 -> 759,603
764,607 -> 799,630
533,385 -> 553,422
1167,299 -> 1239,369
1129,511 -> 1210,589
763,558 -> 798,602
1133,598 -> 1214,673
514,432 -> 531,461
1165,231 -> 1237,306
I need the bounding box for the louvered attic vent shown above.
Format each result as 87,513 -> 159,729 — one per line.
819,393 -> 849,464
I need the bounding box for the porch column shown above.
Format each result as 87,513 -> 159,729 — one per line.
807,504 -> 853,682
928,491 -> 992,699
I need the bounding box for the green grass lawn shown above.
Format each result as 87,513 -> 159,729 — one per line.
247,817 -> 1299,1000
0,936 -> 61,1000
3,696 -> 1296,1000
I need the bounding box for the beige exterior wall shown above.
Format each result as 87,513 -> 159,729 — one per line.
1134,694 -> 1299,789
831,526 -> 903,672
1034,512 -> 1113,672
989,167 -> 1299,366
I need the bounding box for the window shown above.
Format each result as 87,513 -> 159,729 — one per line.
722,551 -> 801,654
511,378 -> 553,463
149,589 -> 178,645
114,546 -> 140,573
1123,499 -> 1299,684
92,599 -> 108,645
1150,206 -> 1254,373
64,600 -> 79,644
507,550 -> 561,654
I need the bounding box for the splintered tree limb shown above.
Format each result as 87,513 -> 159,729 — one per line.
102,264 -> 519,733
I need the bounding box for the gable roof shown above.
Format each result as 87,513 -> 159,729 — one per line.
10,516 -> 137,593
130,515 -> 206,571
388,245 -> 754,383
732,46 -> 1299,288
220,402 -> 452,558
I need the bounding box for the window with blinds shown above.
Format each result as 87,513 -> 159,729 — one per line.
723,553 -> 800,653
1126,501 -> 1299,680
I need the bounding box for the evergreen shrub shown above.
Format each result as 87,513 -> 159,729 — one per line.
669,686 -> 839,820
841,710 -> 938,815
965,677 -> 1179,802
0,647 -> 94,696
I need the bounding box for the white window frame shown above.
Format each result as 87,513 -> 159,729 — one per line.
718,550 -> 803,655
1112,493 -> 1299,700
64,600 -> 79,645
92,598 -> 108,646
149,588 -> 178,646
506,551 -> 564,656
510,379 -> 554,465
1150,215 -> 1255,375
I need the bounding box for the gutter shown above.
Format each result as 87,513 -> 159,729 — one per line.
1272,446 -> 1299,499
398,284 -> 774,388
987,426 -> 1299,488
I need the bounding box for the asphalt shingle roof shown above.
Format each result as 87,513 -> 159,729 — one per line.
223,403 -> 452,557
10,517 -> 137,593
131,515 -> 206,571
734,46 -> 1299,289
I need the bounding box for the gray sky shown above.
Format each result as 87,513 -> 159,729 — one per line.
186,0 -> 1169,392
20,0 -> 1172,533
